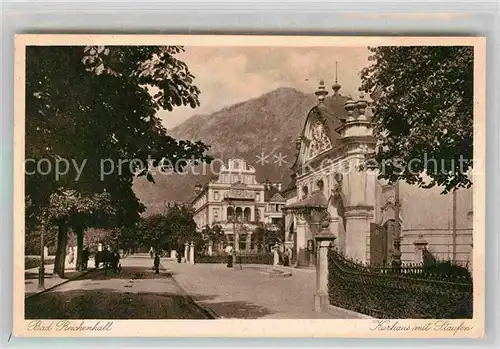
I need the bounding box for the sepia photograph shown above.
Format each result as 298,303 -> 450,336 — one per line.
13,35 -> 485,337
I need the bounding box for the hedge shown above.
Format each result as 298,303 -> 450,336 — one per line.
196,253 -> 274,265
25,256 -> 55,269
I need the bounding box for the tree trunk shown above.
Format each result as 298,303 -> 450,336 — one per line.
53,220 -> 68,277
75,226 -> 84,271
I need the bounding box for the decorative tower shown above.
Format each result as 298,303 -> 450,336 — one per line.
338,90 -> 373,138
332,61 -> 341,96
356,93 -> 368,121
344,95 -> 356,122
314,80 -> 328,104
333,88 -> 377,264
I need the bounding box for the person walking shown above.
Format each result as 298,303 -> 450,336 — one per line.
225,244 -> 233,268
149,246 -> 154,259
82,248 -> 89,270
273,244 -> 279,266
283,248 -> 290,267
153,252 -> 160,274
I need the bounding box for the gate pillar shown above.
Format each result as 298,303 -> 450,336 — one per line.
344,206 -> 373,264
314,220 -> 336,312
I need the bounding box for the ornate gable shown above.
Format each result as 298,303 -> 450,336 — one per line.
307,118 -> 332,159
269,192 -> 286,202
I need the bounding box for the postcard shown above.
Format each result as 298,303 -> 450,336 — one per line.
14,34 -> 485,338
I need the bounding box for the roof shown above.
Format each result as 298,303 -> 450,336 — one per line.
282,180 -> 296,193
264,185 -> 281,201
283,190 -> 328,210
268,192 -> 286,203
315,95 -> 348,145
314,94 -> 374,141
291,93 -> 375,170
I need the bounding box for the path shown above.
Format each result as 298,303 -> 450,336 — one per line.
138,257 -> 357,319
25,257 -> 95,297
25,257 -> 211,319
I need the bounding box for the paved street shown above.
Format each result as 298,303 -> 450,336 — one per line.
25,257 -> 211,319
164,259 -> 353,319
25,255 -> 355,319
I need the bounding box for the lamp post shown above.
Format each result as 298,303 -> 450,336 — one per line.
38,224 -> 45,290
228,200 -> 236,246
392,180 -> 402,269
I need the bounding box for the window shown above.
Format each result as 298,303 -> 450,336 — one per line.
243,207 -> 251,222
275,204 -> 279,212
302,186 -> 309,199
239,234 -> 248,251
213,208 -> 220,222
316,179 -> 324,191
227,207 -> 234,221
214,191 -> 219,201
235,207 -> 243,222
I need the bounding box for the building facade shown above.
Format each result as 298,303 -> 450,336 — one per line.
283,79 -> 473,268
192,158 -> 285,252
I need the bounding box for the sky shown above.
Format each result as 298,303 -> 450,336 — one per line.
158,46 -> 371,130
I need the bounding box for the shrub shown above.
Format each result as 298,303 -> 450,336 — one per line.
25,256 -> 55,269
423,259 -> 472,280
195,255 -> 226,264
235,253 -> 273,265
195,253 -> 273,265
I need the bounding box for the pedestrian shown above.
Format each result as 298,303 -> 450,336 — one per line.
283,248 -> 290,267
149,246 -> 154,259
225,244 -> 233,268
153,252 -> 160,274
273,244 -> 279,266
82,247 -> 89,270
112,251 -> 121,273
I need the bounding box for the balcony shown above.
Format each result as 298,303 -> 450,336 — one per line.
265,223 -> 282,232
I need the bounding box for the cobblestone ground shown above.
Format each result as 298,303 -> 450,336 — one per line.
161,258 -> 354,319
25,257 -> 211,320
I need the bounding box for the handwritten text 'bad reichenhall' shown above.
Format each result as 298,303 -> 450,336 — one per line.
370,320 -> 473,335
27,320 -> 113,332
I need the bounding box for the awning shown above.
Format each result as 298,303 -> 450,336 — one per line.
283,190 -> 328,211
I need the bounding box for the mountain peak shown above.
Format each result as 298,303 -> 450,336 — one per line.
135,87 -> 318,215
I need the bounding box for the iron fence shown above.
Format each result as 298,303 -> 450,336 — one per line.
327,248 -> 473,318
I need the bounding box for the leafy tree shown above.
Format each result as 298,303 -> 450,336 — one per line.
84,228 -> 117,252
111,225 -> 142,254
253,223 -> 283,252
39,189 -> 114,276
200,224 -> 225,253
140,214 -> 173,252
360,46 -> 473,193
25,46 -> 212,274
165,204 -> 202,252
136,205 -> 202,254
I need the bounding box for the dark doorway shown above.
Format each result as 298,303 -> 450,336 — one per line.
370,223 -> 388,266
